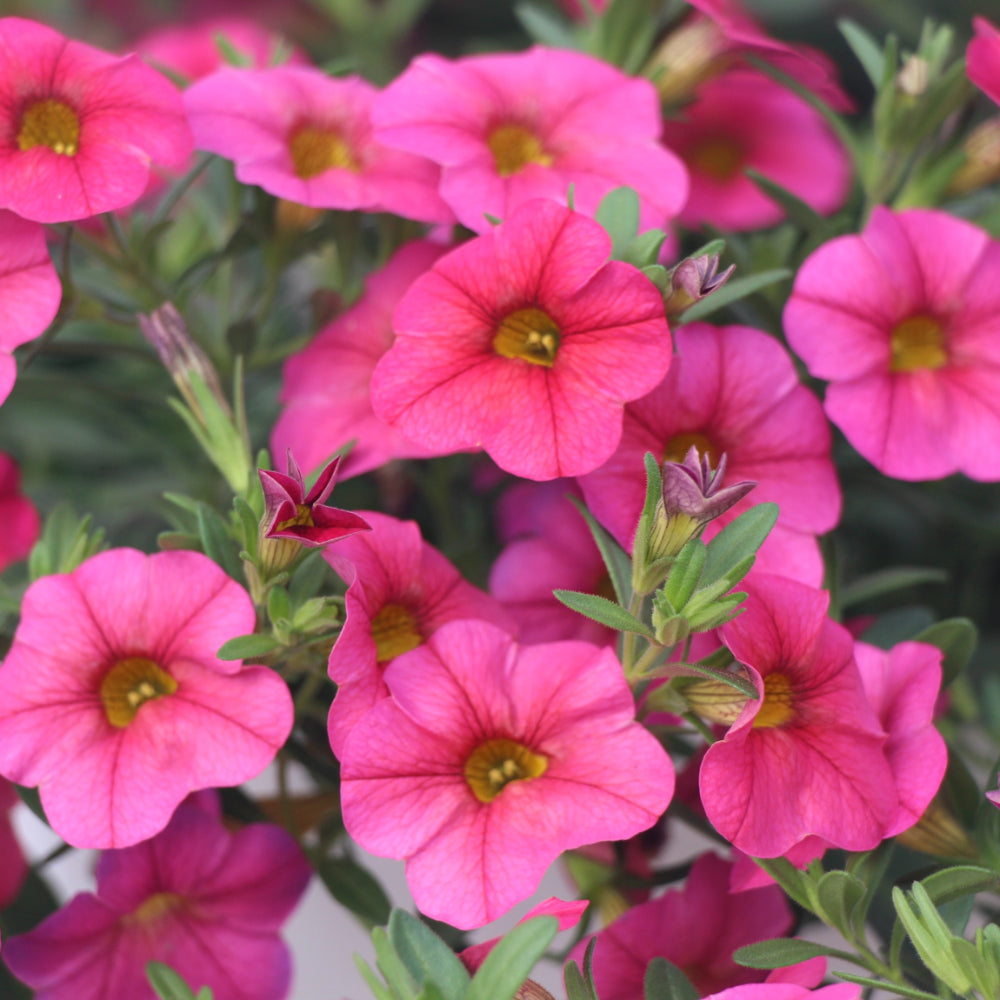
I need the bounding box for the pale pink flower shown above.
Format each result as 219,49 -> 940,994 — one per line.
271,240 -> 450,479
340,619 -> 673,929
580,322 -> 840,586
371,45 -> 688,233
700,575 -> 897,857
3,794 -> 311,1000
371,199 -> 673,481
0,549 -> 293,848
662,68 -> 850,231
0,452 -> 40,573
184,65 -> 453,222
325,511 -> 516,758
969,17 -> 1000,107
0,18 -> 192,223
784,207 -> 1000,480
0,211 -> 62,405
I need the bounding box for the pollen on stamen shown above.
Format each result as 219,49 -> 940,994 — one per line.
493,307 -> 561,367
17,98 -> 80,156
100,657 -> 178,729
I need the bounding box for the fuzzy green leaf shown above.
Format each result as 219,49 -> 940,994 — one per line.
388,910 -> 470,1000
643,957 -> 698,1000
467,917 -> 558,1000
554,590 -> 654,637
215,633 -> 282,660
911,617 -> 977,687
733,938 -> 851,969
319,858 -> 392,928
595,186 -> 641,258
568,497 -> 632,605
678,269 -> 791,323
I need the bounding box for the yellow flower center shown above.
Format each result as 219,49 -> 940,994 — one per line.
370,603 -> 423,663
752,672 -> 795,729
100,657 -> 178,729
663,431 -> 721,466
17,99 -> 80,156
493,307 -> 560,367
289,126 -> 358,179
688,136 -> 744,181
275,503 -> 314,532
126,892 -> 185,928
487,124 -> 553,177
889,314 -> 948,373
464,737 -> 548,803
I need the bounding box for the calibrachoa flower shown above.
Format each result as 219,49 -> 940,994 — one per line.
340,619 -> 673,928
661,68 -> 850,231
271,240 -> 450,479
0,778 -> 28,910
0,548 -> 293,848
184,65 -> 453,222
704,987 -> 860,1000
0,210 -> 61,405
371,45 -> 689,233
3,794 -> 311,1000
0,18 -> 192,223
580,322 -> 840,586
371,199 -> 674,481
0,452 -> 41,573
699,575 -> 897,857
969,17 -> 1000,107
325,511 -> 515,758
784,207 -> 1000,480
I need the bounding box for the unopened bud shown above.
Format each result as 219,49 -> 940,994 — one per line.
897,796 -> 978,859
947,117 -> 1000,195
662,254 -> 735,319
683,676 -> 751,725
646,16 -> 727,105
897,54 -> 930,97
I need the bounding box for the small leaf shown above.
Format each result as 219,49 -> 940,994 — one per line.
355,955 -> 394,1000
595,186 -> 641,258
216,633 -> 282,660
373,925 -> 419,997
701,503 -> 778,588
568,496 -> 632,605
816,870 -> 866,938
733,938 -> 850,969
318,858 -> 392,927
659,538 -> 707,612
553,590 -> 654,637
840,567 -> 948,607
644,957 -> 698,1000
564,961 -> 594,1000
467,917 -> 558,1000
624,229 -> 668,268
918,865 -> 1000,906
838,18 -> 887,87
388,910 -> 470,1000
833,971 -> 943,1000
744,169 -> 829,232
147,962 -> 197,1000
911,617 -> 976,687
678,269 -> 791,323
514,3 -> 578,47
196,503 -> 241,580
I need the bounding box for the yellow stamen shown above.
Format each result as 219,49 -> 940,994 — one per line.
752,672 -> 795,729
688,136 -> 743,181
100,657 -> 177,729
18,99 -> 80,156
275,503 -> 314,532
493,307 -> 560,367
127,892 -> 184,926
370,603 -> 423,663
487,124 -> 553,177
465,737 -> 548,803
663,431 -> 720,466
890,314 -> 948,373
289,126 -> 358,179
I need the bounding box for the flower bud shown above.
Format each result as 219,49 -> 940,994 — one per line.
947,117 -> 1000,195
646,16 -> 727,105
662,253 -> 735,319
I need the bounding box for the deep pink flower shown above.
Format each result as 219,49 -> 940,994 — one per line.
0,779 -> 27,909
184,65 -> 453,222
0,549 -> 293,848
0,18 -> 192,223
0,210 -> 62,405
580,322 -> 840,586
325,511 -> 516,758
371,199 -> 673,481
3,794 -> 311,1000
784,207 -> 1000,480
662,68 -> 850,231
0,452 -> 41,573
340,620 -> 673,929
371,45 -> 688,233
271,240 -> 450,479
700,575 -> 897,857
969,17 -> 1000,107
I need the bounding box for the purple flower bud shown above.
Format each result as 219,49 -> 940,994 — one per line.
662,253 -> 735,318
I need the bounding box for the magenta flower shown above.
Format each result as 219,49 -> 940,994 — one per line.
3,794 -> 311,1000
340,620 -> 673,929
662,68 -> 850,231
703,987 -> 860,1000
0,779 -> 27,910
271,240 -> 450,480
184,65 -> 453,222
699,575 -> 897,857
0,452 -> 40,573
784,207 -> 1000,480
0,18 -> 192,223
371,45 -> 688,233
969,17 -> 1000,106
325,511 -> 515,758
0,548 -> 293,848
371,199 -> 673,481
580,322 -> 840,586
0,210 -> 62,405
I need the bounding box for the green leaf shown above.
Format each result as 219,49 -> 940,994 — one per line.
467,917 -> 558,1000
267,584 -> 292,627
595,186 -> 641,258
146,962 -> 198,1000
233,495 -> 260,562
733,938 -> 852,969
513,3 -> 578,47
643,957 -> 698,1000
318,858 -> 392,927
623,229 -> 668,268
553,589 -> 654,637
373,925 -> 420,997
216,633 -> 282,660
678,269 -> 791,323
641,451 -> 663,525
816,870 -> 866,938
659,538 -> 707,612
388,910 -> 470,1000
355,954 -> 394,1000
918,865 -> 1000,906
289,549 -> 333,605
568,497 -> 632,605
744,170 -> 829,233
833,971 -> 943,1000
701,504 -> 778,588
196,503 -> 241,579
840,567 -> 949,607
13,784 -> 48,827
564,961 -> 594,1000
911,618 -> 977,687
838,18 -> 886,86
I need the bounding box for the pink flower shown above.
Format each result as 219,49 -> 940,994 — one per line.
0,210 -> 62,405
371,45 -> 688,233
371,199 -> 673,481
271,240 -> 450,480
969,17 -> 1000,107
784,207 -> 1000,480
0,549 -> 293,848
184,65 -> 453,222
703,987 -> 860,1000
325,511 -> 516,758
0,779 -> 28,910
699,575 -> 897,857
0,452 -> 40,573
340,619 -> 673,929
580,322 -> 840,586
0,18 -> 192,223
3,794 -> 311,1000
662,68 -> 850,231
